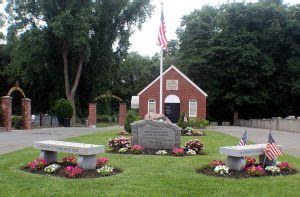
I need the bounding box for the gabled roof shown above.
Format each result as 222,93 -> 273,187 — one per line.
137,65 -> 208,97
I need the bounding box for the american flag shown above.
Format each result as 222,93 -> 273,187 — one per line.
265,131 -> 283,160
238,130 -> 247,146
157,6 -> 167,50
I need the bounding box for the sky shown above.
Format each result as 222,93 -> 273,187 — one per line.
1,0 -> 299,55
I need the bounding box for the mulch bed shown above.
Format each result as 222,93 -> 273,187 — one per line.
198,165 -> 297,179
21,162 -> 122,179
106,149 -> 206,156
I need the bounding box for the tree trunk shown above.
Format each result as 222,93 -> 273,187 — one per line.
62,41 -> 84,124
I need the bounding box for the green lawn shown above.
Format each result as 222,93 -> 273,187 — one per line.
0,130 -> 299,196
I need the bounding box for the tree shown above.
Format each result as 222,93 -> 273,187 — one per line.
5,0 -> 153,122
177,3 -> 300,121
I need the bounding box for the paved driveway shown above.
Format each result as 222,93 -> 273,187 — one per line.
0,126 -> 120,155
211,126 -> 300,158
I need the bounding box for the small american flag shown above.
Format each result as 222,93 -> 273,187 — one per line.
265,131 -> 283,160
157,6 -> 167,50
238,130 -> 247,146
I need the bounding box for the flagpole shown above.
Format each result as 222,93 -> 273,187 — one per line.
159,47 -> 163,114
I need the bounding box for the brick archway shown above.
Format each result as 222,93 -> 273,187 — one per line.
1,82 -> 31,131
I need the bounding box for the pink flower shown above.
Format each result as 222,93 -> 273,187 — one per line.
130,144 -> 144,154
245,165 -> 266,176
277,162 -> 290,171
96,157 -> 109,167
65,166 -> 74,172
64,166 -> 83,178
27,159 -> 47,171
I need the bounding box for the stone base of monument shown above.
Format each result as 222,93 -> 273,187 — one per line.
77,155 -> 97,170
259,154 -> 276,166
226,156 -> 246,171
40,150 -> 57,163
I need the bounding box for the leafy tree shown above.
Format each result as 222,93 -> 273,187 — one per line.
5,0 -> 153,121
177,3 -> 300,121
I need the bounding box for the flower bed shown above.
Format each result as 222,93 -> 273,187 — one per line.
198,158 -> 297,179
107,137 -> 205,156
181,127 -> 206,136
21,157 -> 121,179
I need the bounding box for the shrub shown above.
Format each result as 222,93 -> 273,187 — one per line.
124,110 -> 140,133
96,157 -> 109,167
177,112 -> 188,129
53,99 -> 73,122
244,165 -> 266,176
64,166 -> 83,178
184,139 -> 204,154
97,114 -> 113,123
61,156 -> 77,166
12,115 -> 22,129
172,148 -> 184,156
130,145 -> 144,154
188,118 -> 209,129
97,165 -> 114,176
210,160 -> 226,168
108,136 -> 130,151
27,159 -> 47,171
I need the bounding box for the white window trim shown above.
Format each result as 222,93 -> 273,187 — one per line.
189,99 -> 197,117
148,99 -> 156,114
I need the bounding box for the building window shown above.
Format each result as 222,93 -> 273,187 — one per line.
148,99 -> 156,113
189,99 -> 197,117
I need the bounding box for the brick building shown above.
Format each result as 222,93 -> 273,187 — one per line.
131,65 -> 207,123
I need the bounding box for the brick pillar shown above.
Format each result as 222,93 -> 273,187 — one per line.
88,103 -> 96,128
22,98 -> 31,130
1,96 -> 12,131
118,103 -> 127,126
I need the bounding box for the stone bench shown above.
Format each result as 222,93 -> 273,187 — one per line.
219,144 -> 283,170
34,140 -> 104,170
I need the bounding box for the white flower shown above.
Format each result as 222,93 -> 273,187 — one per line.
97,165 -> 114,175
156,150 -> 168,155
186,149 -> 196,156
118,148 -> 128,153
214,165 -> 229,175
265,165 -> 281,175
44,164 -> 60,174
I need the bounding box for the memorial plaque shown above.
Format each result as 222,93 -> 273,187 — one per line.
166,80 -> 178,90
131,119 -> 181,149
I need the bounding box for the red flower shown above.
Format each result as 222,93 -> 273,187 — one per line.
62,156 -> 77,165
245,157 -> 256,166
209,160 -> 225,168
172,148 -> 184,156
